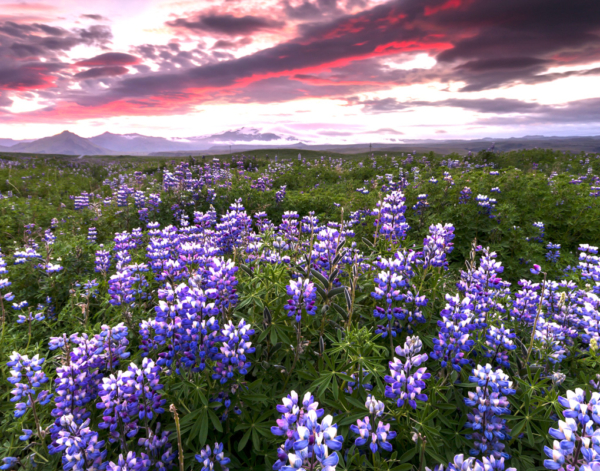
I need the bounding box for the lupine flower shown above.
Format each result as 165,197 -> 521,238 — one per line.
543,388 -> 600,470
107,451 -> 150,471
546,243 -> 561,264
48,415 -> 107,471
351,395 -> 396,454
212,319 -> 255,384
95,247 -> 111,273
7,352 -> 52,418
88,227 -> 97,243
485,325 -> 517,368
431,294 -> 475,372
384,336 -> 430,409
0,458 -> 18,470
373,190 -> 410,243
464,364 -> 516,459
276,185 -> 287,203
285,278 -> 317,322
459,187 -> 472,204
422,223 -> 455,270
196,443 -> 230,471
426,454 -> 517,471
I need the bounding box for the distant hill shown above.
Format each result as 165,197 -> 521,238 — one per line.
9,131 -> 113,155
2,130 -> 600,157
0,138 -> 33,147
89,132 -> 191,154
86,127 -> 301,154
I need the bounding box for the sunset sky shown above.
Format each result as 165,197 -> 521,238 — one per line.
0,0 -> 599,143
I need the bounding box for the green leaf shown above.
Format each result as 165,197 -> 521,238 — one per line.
238,428 -> 252,452
399,447 -> 418,462
207,409 -> 223,433
199,411 -> 209,445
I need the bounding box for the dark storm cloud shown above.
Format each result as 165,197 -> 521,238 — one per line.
167,13 -> 285,37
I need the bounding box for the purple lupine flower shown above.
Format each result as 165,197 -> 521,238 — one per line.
485,325 -> 516,368
88,227 -> 97,243
271,391 -> 343,471
285,278 -> 317,322
137,423 -> 176,471
542,388 -> 600,470
107,451 -> 150,471
546,243 -> 561,264
48,415 -> 107,471
74,192 -> 90,210
459,187 -> 472,204
95,248 -> 111,274
196,443 -> 230,471
431,294 -> 475,372
384,336 -> 430,409
7,352 -> 52,419
275,185 -> 287,203
421,223 -> 455,270
212,319 -> 255,384
351,395 -> 396,454
373,190 -> 410,243
371,270 -> 406,339
464,364 -> 515,459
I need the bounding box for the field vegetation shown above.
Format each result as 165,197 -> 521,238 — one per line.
0,148 -> 598,471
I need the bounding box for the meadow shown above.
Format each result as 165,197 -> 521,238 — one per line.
0,147 -> 598,471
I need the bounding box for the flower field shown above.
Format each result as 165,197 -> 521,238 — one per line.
0,148 -> 599,471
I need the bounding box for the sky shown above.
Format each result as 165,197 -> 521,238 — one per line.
0,0 -> 599,143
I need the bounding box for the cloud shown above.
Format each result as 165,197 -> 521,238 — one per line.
75,52 -> 140,67
0,62 -> 66,90
3,0 -> 600,127
74,66 -> 129,80
212,37 -> 253,50
353,96 -> 579,115
0,91 -> 13,107
0,20 -> 113,96
373,127 -> 404,134
81,14 -> 108,21
352,94 -> 600,126
167,13 -> 285,37
281,0 -> 344,20
478,97 -> 600,125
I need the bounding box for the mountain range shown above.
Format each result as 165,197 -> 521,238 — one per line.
0,130 -> 600,156
0,128 -> 301,156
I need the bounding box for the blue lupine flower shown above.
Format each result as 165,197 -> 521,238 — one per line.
384,336 -> 430,409
464,364 -> 515,459
196,443 -> 231,471
285,278 -> 317,322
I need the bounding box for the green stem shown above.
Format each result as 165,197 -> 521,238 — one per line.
170,405 -> 185,471
526,272 -> 547,365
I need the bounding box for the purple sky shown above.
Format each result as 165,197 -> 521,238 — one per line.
0,0 -> 599,142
